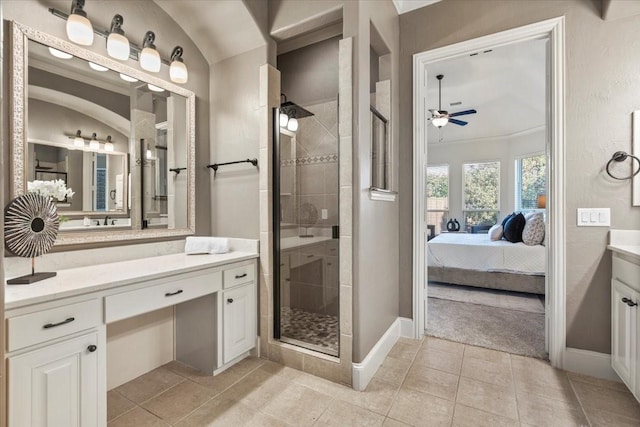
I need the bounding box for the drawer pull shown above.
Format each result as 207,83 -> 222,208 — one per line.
235,273 -> 247,279
87,345 -> 97,353
227,298 -> 234,304
622,297 -> 638,307
43,317 -> 75,329
165,290 -> 184,297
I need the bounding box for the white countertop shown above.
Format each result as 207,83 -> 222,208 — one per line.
5,251 -> 258,310
609,230 -> 640,264
280,235 -> 334,251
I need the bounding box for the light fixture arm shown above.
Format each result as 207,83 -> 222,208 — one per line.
170,46 -> 184,63
109,14 -> 124,35
70,0 -> 87,17
48,7 -> 172,65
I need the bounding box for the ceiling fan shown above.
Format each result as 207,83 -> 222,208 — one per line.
429,74 -> 477,128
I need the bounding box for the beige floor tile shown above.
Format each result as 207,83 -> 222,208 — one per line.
294,370 -> 352,397
387,341 -> 420,362
452,404 -> 519,427
422,336 -> 465,355
584,407 -> 640,427
382,418 -> 411,427
463,345 -> 510,364
221,367 -> 291,410
461,356 -> 513,388
314,400 -> 385,426
413,346 -> 463,375
259,359 -> 304,380
107,390 -> 136,421
108,407 -> 170,427
372,357 -> 412,388
115,367 -> 185,404
403,366 -> 459,401
168,361 -> 246,395
567,371 -> 629,392
511,355 -> 576,401
516,392 -> 588,426
261,382 -> 332,426
387,387 -> 454,426
174,396 -> 262,426
456,377 -> 518,420
335,377 -> 398,416
571,379 -> 640,420
224,356 -> 265,377
514,379 -> 579,404
141,380 -> 214,424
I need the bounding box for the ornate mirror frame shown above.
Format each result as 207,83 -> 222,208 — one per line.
10,21 -> 196,246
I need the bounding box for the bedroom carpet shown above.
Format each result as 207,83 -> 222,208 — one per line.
427,297 -> 547,360
428,281 -> 545,313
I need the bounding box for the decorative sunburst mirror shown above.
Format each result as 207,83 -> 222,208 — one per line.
5,193 -> 59,284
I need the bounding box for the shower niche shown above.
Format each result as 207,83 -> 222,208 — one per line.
274,36 -> 340,356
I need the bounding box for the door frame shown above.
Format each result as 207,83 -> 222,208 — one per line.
412,17 -> 566,368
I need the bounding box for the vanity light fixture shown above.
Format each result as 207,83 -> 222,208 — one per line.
169,46 -> 188,84
287,117 -> 299,132
279,112 -> 289,127
48,47 -> 73,59
73,130 -> 84,148
106,14 -> 130,61
66,0 -> 94,46
147,84 -> 165,93
146,142 -> 154,160
89,61 -> 108,72
104,135 -> 114,152
89,133 -> 100,150
119,73 -> 138,83
140,31 -> 161,73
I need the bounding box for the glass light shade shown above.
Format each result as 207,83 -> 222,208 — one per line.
104,141 -> 114,152
432,117 -> 448,128
279,113 -> 289,127
89,62 -> 108,72
146,148 -> 154,159
107,32 -> 130,61
89,139 -> 100,150
73,136 -> 84,148
66,13 -> 94,46
170,60 -> 188,84
287,117 -> 299,132
140,47 -> 161,72
119,73 -> 138,83
147,84 -> 164,93
49,47 -> 73,59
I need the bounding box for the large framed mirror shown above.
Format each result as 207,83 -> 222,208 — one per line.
10,22 -> 196,246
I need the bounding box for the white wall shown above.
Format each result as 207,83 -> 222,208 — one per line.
428,129 -> 546,222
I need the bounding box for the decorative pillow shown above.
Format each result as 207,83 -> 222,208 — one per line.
503,213 -> 526,243
488,224 -> 503,241
522,212 -> 545,246
501,213 -> 515,228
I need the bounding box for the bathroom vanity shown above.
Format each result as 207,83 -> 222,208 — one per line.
609,230 -> 640,401
4,247 -> 258,427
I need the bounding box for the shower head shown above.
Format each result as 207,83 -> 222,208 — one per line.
280,94 -> 314,119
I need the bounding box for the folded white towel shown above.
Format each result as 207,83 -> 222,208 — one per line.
185,237 -> 230,255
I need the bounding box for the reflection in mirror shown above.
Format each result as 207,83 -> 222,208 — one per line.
12,22 -> 195,244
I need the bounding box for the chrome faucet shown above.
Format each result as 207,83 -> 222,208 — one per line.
103,215 -> 111,225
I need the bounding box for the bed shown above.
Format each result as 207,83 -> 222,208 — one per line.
427,232 -> 546,294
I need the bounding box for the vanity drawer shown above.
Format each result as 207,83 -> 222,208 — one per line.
105,271 -> 222,323
7,299 -> 100,352
613,256 -> 640,291
223,264 -> 255,289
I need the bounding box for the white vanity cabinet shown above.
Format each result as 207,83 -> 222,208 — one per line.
9,331 -> 103,427
611,251 -> 640,399
222,282 -> 256,364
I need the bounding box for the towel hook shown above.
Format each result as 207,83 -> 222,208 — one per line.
606,151 -> 640,180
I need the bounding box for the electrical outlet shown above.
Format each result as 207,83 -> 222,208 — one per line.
577,208 -> 610,226
321,209 -> 328,220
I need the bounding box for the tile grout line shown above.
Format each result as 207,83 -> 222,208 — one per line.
566,376 -> 594,427
106,389 -> 137,424
507,353 -> 522,425
449,343 -> 467,426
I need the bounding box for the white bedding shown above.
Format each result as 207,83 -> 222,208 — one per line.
427,233 -> 545,275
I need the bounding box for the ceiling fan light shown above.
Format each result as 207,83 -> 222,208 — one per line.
432,117 -> 448,128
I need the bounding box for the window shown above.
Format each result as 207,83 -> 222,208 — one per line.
463,161 -> 500,231
516,154 -> 546,212
426,164 -> 449,235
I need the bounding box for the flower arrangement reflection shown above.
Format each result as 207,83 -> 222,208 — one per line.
27,179 -> 74,223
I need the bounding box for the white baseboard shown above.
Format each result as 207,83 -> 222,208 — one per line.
563,347 -> 621,382
352,317 -> 414,391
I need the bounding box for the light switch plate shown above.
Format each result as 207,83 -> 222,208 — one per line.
577,208 -> 610,226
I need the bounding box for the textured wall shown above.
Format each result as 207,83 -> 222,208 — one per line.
399,0 -> 640,353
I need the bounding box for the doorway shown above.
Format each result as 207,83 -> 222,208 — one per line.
412,18 -> 566,367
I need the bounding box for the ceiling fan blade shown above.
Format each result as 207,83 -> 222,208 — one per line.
449,109 -> 477,117
449,118 -> 468,126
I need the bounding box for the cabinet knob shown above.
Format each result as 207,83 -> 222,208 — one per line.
227,298 -> 234,304
87,345 -> 97,353
622,297 -> 638,307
